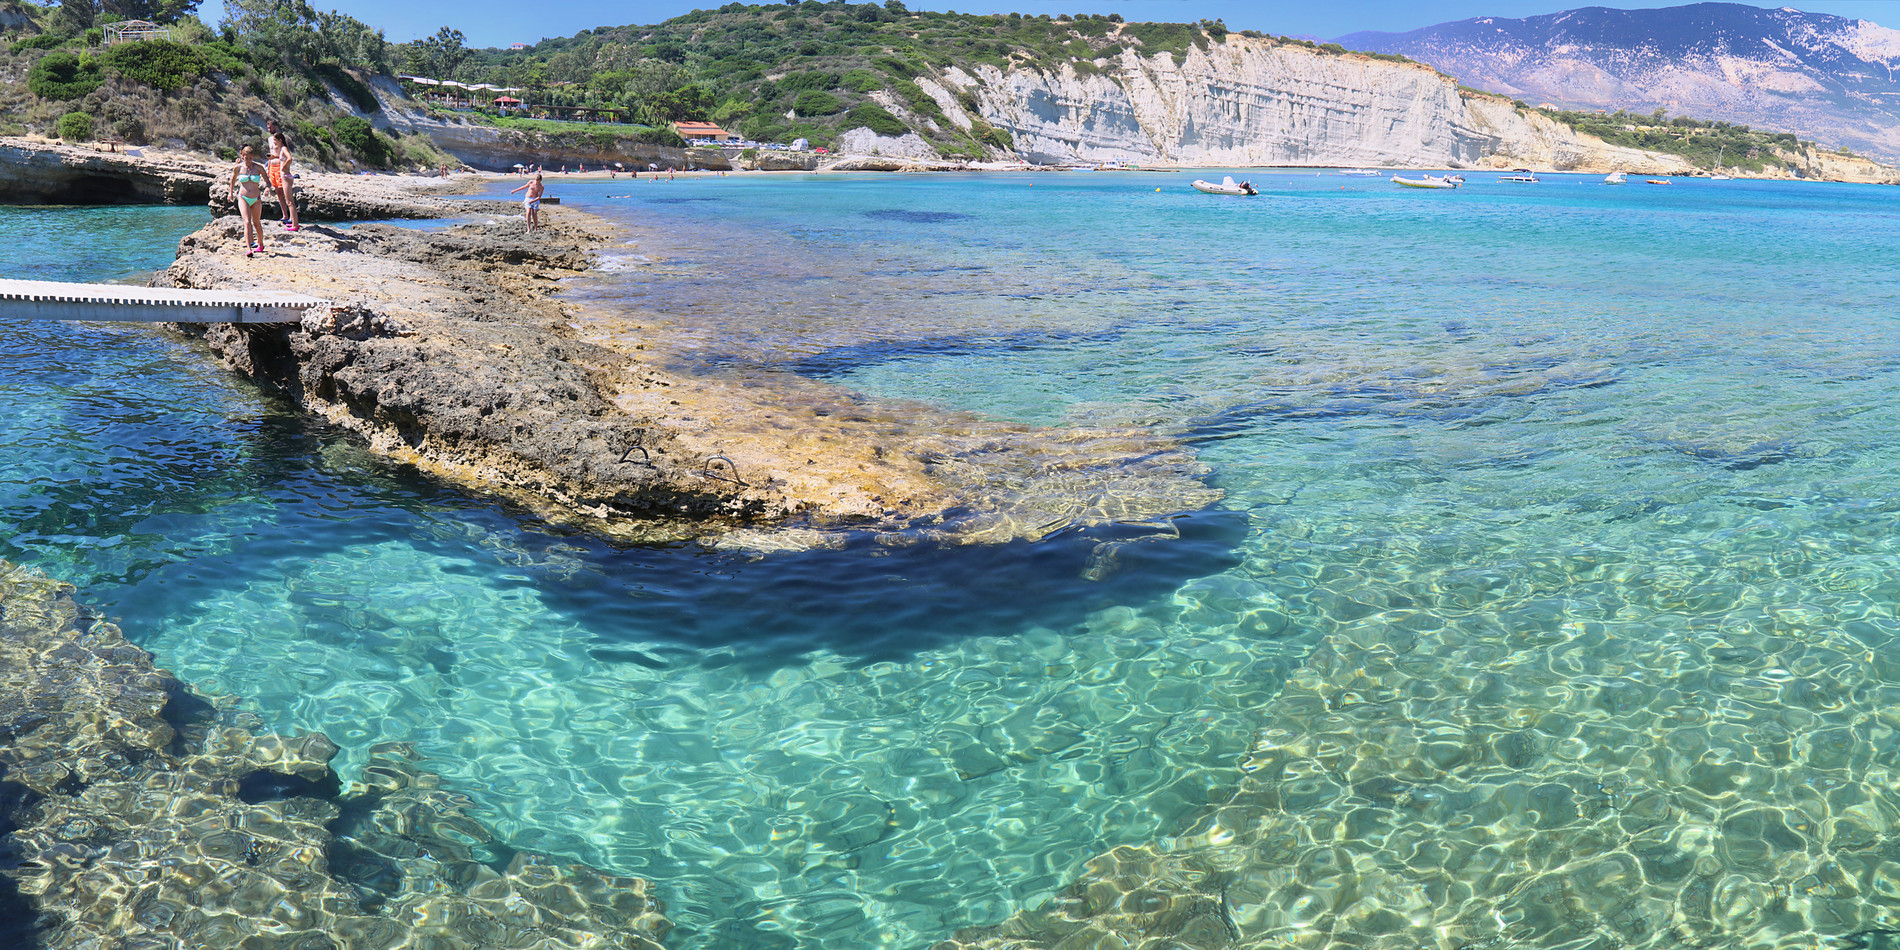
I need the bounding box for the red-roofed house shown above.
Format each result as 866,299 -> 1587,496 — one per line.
674,121 -> 733,143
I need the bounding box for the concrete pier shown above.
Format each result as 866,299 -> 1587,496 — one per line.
0,278 -> 329,324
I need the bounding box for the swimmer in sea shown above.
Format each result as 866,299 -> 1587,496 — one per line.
508,173 -> 544,233
229,144 -> 268,256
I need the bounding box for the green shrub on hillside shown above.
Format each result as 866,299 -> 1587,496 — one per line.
334,114 -> 394,165
57,111 -> 95,142
842,68 -> 883,93
892,79 -> 943,118
314,62 -> 379,113
11,34 -> 71,53
778,71 -> 839,92
98,40 -> 204,92
873,56 -> 919,77
974,121 -> 1012,150
792,90 -> 843,115
843,102 -> 906,136
28,51 -> 104,101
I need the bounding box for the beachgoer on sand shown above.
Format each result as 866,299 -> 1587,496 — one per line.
508,173 -> 545,233
230,144 -> 269,257
269,131 -> 301,232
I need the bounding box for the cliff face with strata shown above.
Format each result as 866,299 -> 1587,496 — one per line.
939,36 -> 1689,172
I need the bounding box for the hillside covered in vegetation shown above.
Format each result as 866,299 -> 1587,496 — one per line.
438,1 -> 1412,156
1538,106 -> 1828,174
0,0 -> 446,169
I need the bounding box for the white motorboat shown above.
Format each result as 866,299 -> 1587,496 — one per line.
1192,176 -> 1259,196
1498,170 -> 1541,182
1604,171 -> 1626,184
1392,174 -> 1461,189
1338,168 -> 1382,176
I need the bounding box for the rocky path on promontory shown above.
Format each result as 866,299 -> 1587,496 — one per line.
157,206 -> 1223,550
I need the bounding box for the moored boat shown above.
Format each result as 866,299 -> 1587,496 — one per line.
1339,168 -> 1382,176
1392,174 -> 1461,189
1192,176 -> 1259,196
1604,171 -> 1626,184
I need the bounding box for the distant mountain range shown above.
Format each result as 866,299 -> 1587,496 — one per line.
1338,2 -> 1900,161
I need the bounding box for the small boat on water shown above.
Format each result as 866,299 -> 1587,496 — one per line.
1338,168 -> 1382,177
1646,178 -> 1671,185
1192,176 -> 1259,196
1604,171 -> 1626,184
1499,169 -> 1541,182
1392,174 -> 1462,189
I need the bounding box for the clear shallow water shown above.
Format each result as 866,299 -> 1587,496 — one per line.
7,174 -> 1900,948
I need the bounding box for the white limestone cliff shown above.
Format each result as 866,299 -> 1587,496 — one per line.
950,34 -> 1693,173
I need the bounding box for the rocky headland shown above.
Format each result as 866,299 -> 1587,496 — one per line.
153,204 -> 1220,551
0,136 -> 505,219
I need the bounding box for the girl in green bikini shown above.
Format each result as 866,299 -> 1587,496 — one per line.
229,144 -> 268,257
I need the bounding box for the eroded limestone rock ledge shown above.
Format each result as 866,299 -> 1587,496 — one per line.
0,559 -> 669,949
0,136 -> 496,220
156,208 -> 1221,548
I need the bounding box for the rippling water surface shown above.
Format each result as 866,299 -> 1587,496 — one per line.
6,174 -> 1900,948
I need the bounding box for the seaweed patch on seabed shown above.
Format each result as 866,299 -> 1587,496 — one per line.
937,541 -> 1900,950
0,559 -> 670,950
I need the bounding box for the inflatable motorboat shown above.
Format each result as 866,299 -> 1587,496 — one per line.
1192,176 -> 1259,196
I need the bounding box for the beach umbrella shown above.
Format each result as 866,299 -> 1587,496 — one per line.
513,163 -> 525,169
615,162 -> 624,169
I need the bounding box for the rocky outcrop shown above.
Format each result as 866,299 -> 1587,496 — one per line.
953,38 -> 1692,172
155,211 -> 1220,548
0,558 -> 669,950
751,149 -> 821,171
0,136 -> 504,215
0,137 -> 216,204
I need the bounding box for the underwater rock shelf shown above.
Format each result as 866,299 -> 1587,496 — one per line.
0,559 -> 669,949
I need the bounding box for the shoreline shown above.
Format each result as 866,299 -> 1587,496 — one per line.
156,201 -> 1221,551
5,136 -> 1894,210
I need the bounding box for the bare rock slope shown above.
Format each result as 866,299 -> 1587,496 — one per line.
1340,2 -> 1900,163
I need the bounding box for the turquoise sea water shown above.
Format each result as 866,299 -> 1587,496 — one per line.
6,173 -> 1900,947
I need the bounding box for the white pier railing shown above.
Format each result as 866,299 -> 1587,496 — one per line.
0,279 -> 329,324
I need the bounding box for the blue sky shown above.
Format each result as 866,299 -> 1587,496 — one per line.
196,0 -> 1900,50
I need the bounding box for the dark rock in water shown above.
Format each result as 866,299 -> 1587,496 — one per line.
0,559 -> 671,950
863,209 -> 972,224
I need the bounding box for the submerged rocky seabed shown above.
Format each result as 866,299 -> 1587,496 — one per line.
0,559 -> 669,949
940,522 -> 1900,949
